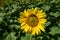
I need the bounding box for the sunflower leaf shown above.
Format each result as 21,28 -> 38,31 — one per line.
41,5 -> 50,11
50,12 -> 60,17
5,32 -> 17,40
45,21 -> 51,27
21,34 -> 32,40
49,26 -> 60,35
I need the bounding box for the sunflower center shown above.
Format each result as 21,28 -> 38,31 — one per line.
26,15 -> 39,27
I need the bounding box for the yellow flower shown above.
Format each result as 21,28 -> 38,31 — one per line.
0,0 -> 5,7
18,8 -> 47,35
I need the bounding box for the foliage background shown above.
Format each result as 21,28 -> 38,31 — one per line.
0,0 -> 60,40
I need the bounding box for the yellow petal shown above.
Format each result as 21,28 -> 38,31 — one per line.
27,8 -> 34,14
39,18 -> 47,24
28,26 -> 32,32
18,17 -> 26,23
36,10 -> 46,18
24,10 -> 30,17
24,24 -> 30,32
21,24 -> 26,29
35,26 -> 41,35
38,25 -> 45,32
33,7 -> 38,14
31,30 -> 35,35
21,22 -> 26,26
35,28 -> 40,35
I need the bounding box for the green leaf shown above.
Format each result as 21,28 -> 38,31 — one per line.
41,5 -> 50,11
3,32 -> 9,38
51,38 -> 55,40
50,12 -> 60,17
21,34 -> 32,40
0,17 -> 3,22
50,0 -> 60,3
49,26 -> 60,35
9,19 -> 13,23
57,20 -> 60,27
45,21 -> 51,26
28,4 -> 35,8
5,32 -> 17,40
0,13 -> 5,22
9,24 -> 20,29
58,37 -> 60,40
0,13 -> 5,17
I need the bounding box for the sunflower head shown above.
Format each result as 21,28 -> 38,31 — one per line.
0,0 -> 5,7
26,14 -> 39,27
18,7 -> 47,36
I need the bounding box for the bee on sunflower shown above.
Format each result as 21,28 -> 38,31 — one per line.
18,7 -> 47,36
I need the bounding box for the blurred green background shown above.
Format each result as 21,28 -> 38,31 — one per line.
0,0 -> 60,40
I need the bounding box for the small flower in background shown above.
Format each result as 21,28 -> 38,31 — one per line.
18,8 -> 47,36
0,0 -> 5,7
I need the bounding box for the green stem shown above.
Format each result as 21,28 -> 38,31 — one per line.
30,35 -> 36,40
30,35 -> 32,40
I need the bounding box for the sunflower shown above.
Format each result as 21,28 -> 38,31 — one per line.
0,0 -> 5,7
18,8 -> 47,35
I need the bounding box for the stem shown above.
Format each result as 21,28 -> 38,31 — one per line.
30,35 -> 36,40
30,35 -> 32,40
